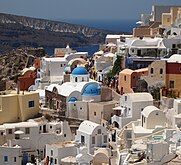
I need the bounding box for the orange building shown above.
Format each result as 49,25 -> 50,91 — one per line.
118,68 -> 148,94
18,69 -> 37,91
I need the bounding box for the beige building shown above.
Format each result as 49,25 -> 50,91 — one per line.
88,101 -> 116,124
143,60 -> 166,88
162,7 -> 181,27
0,91 -> 39,124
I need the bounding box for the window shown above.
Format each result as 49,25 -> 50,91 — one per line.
1,132 -> 3,136
55,159 -> 57,164
8,129 -> 12,134
167,17 -> 170,22
156,112 -> 159,116
14,157 -> 16,162
4,156 -> 8,162
169,81 -> 174,88
50,126 -> 52,129
104,135 -> 107,143
28,101 -> 35,108
92,136 -> 95,144
51,149 -> 53,156
160,68 -> 163,74
75,77 -> 78,82
80,107 -> 82,110
81,135 -> 85,143
141,108 -> 143,111
15,134 -> 20,139
98,129 -> 101,134
39,126 -> 42,131
124,75 -> 126,81
25,128 -> 30,134
94,112 -> 96,116
64,134 -> 66,137
60,64 -> 63,67
150,68 -> 154,74
125,96 -> 127,101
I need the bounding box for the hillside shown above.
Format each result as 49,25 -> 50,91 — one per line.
0,13 -> 119,53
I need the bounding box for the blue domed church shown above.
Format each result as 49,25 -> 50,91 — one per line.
46,66 -> 104,119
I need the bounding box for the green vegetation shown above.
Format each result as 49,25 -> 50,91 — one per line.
107,55 -> 122,78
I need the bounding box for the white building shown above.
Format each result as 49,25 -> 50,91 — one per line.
0,118 -> 73,164
111,92 -> 153,128
40,57 -> 68,85
117,37 -> 167,57
46,141 -> 77,165
76,120 -> 108,154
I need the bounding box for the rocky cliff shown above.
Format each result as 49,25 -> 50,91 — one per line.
0,13 -> 117,53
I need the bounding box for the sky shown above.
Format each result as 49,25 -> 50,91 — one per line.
0,0 -> 181,21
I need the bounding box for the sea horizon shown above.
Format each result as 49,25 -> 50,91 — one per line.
51,18 -> 138,33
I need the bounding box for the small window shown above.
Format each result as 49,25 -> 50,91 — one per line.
80,107 -> 82,110
125,96 -> 127,101
14,157 -> 16,162
50,126 -> 52,129
94,112 -> 96,116
51,149 -> 53,156
28,101 -> 35,108
64,134 -> 66,137
74,104 -> 76,107
60,64 -> 63,67
150,68 -> 154,74
55,159 -> 57,164
1,132 -> 3,136
81,135 -> 85,143
141,108 -> 143,111
124,75 -> 126,81
156,112 -> 159,115
92,136 -> 95,144
104,135 -> 107,143
160,68 -> 163,74
8,129 -> 12,134
169,81 -> 174,88
4,156 -> 8,162
75,77 -> 78,82
39,126 -> 42,131
98,129 -> 101,134
25,128 -> 30,134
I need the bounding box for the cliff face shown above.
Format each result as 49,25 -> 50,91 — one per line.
0,13 -> 116,53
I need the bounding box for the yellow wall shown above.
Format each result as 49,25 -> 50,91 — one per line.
170,7 -> 179,25
162,13 -> 171,27
18,92 -> 40,121
0,92 -> 39,124
166,74 -> 181,96
0,95 -> 19,124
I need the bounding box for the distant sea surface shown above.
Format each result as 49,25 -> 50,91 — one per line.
46,19 -> 137,56
55,19 -> 137,33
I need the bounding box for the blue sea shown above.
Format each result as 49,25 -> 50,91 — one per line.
46,19 -> 137,56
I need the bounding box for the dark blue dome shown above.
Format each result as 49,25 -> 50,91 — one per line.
72,66 -> 88,75
68,97 -> 77,102
82,83 -> 101,96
